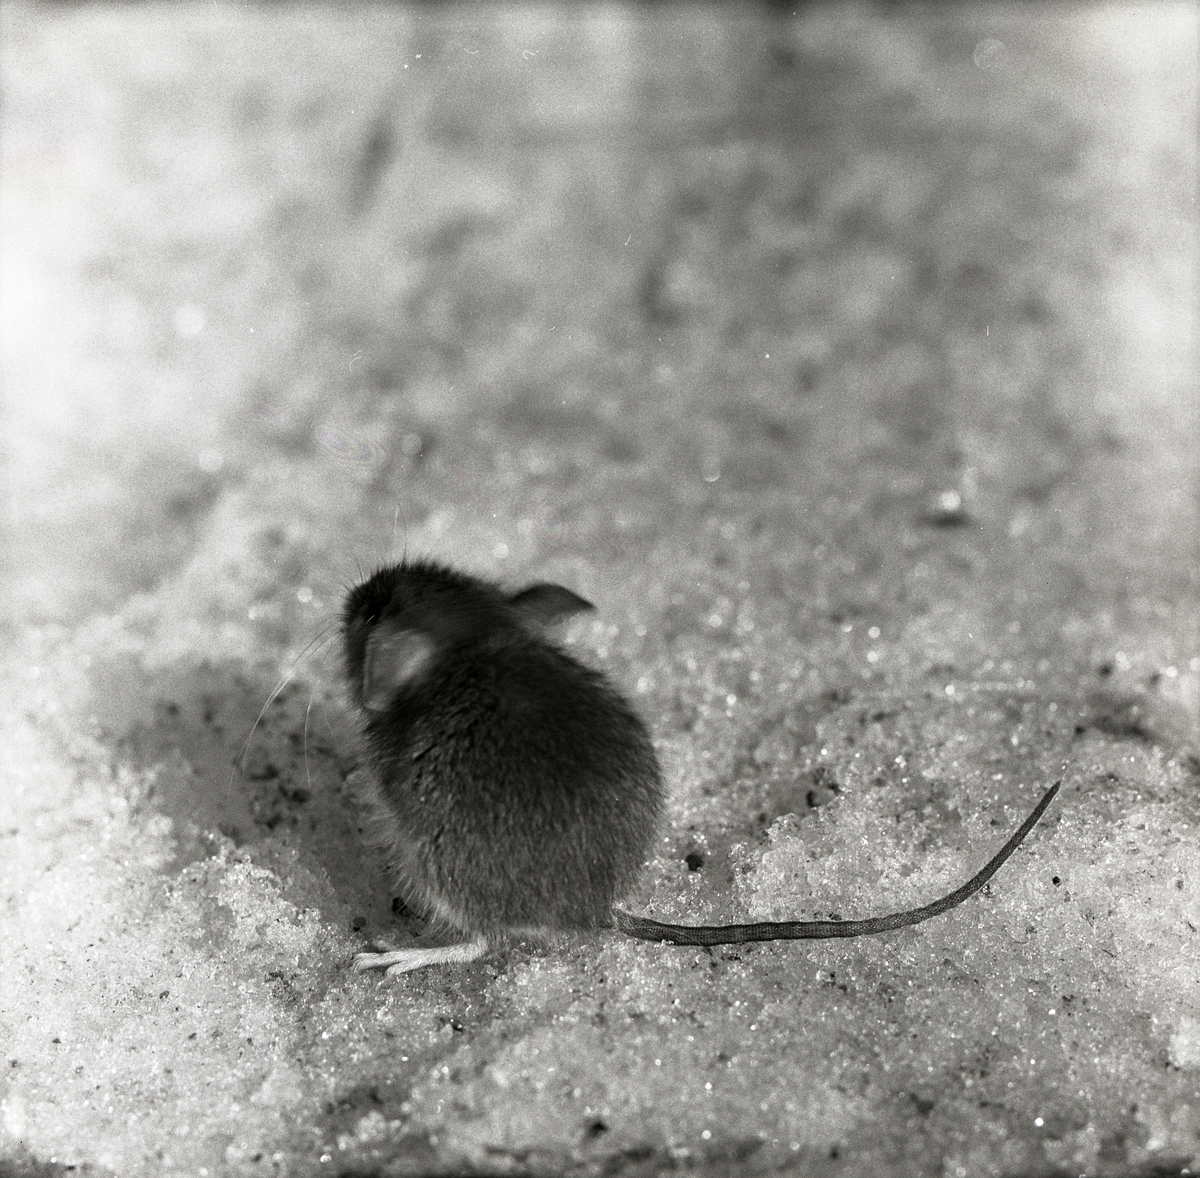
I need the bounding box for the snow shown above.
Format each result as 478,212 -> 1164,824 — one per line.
1,3 -> 1197,1176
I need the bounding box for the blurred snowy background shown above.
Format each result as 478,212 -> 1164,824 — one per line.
1,4 -> 1197,1177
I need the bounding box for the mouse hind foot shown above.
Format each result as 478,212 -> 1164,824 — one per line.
353,934 -> 488,977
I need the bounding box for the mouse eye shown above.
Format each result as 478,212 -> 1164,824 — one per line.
361,595 -> 390,627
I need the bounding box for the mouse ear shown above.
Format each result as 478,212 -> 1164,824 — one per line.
362,624 -> 437,712
508,583 -> 596,629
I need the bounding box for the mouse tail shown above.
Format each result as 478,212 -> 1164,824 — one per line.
613,781 -> 1060,947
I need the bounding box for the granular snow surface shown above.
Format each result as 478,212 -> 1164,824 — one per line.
1,4 -> 1197,1176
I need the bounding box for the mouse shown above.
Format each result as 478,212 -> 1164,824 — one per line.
342,558 -> 1060,976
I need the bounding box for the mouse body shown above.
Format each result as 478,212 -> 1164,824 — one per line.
343,558 -> 1059,976
343,559 -> 663,972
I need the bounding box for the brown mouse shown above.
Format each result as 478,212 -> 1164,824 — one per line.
342,558 -> 1059,976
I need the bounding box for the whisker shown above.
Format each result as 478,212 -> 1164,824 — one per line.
229,621 -> 340,793
303,694 -> 315,797
395,503 -> 410,564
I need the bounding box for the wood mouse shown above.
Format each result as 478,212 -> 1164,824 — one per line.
342,558 -> 1059,976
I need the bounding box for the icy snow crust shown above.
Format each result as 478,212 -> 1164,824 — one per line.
2,4 -> 1197,1176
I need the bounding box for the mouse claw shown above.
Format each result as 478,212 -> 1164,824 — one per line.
352,936 -> 490,978
353,951 -> 388,973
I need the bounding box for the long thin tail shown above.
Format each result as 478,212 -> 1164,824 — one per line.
614,781 -> 1060,947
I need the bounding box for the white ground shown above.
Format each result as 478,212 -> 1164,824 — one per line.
1,4 -> 1197,1176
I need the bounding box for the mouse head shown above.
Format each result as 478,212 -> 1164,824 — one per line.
342,559 -> 595,714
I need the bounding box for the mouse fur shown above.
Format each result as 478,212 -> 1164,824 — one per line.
343,558 -> 663,946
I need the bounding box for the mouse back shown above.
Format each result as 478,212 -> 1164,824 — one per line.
342,559 -> 663,940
